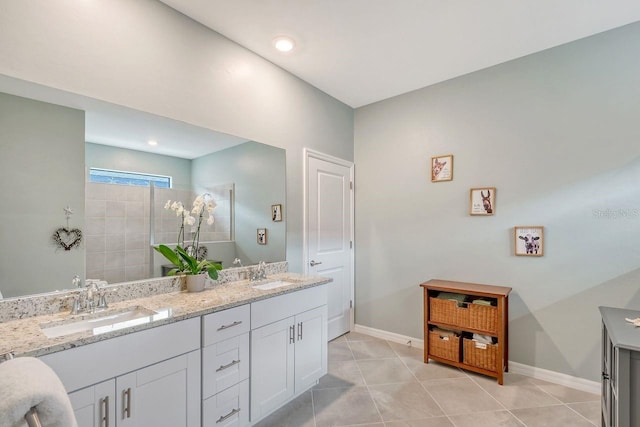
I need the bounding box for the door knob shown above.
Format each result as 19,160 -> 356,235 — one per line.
310,260 -> 322,266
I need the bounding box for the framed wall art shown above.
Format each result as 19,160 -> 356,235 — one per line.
272,204 -> 282,222
257,228 -> 267,245
470,187 -> 496,216
431,154 -> 453,182
514,226 -> 544,256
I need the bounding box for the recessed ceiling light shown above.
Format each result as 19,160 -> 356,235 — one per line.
273,36 -> 296,53
148,140 -> 158,146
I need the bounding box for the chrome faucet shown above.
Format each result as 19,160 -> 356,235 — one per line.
250,261 -> 268,281
232,258 -> 243,268
70,277 -> 108,314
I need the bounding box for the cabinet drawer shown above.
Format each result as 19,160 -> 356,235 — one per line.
203,305 -> 250,346
203,332 -> 249,399
203,379 -> 249,427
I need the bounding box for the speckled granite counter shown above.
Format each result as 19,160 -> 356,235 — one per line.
0,271 -> 331,359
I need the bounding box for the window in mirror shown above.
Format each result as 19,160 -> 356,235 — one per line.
89,168 -> 172,188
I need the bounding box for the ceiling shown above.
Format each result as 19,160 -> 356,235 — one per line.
159,0 -> 640,108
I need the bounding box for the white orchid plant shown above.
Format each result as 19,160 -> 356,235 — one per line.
154,193 -> 222,279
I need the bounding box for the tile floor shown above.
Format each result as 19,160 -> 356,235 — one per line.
255,332 -> 601,427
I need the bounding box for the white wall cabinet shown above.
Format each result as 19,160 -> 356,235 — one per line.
42,317 -> 201,427
250,285 -> 328,423
69,352 -> 200,427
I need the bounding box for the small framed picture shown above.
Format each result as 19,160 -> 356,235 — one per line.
514,226 -> 544,256
272,204 -> 282,222
431,154 -> 453,182
470,187 -> 496,216
257,228 -> 267,245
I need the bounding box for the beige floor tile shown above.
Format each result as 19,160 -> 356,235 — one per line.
402,357 -> 467,381
472,374 -> 562,410
421,378 -> 503,415
349,340 -> 396,360
448,410 -> 525,426
312,386 -> 383,427
331,334 -> 347,343
388,341 -> 424,359
511,404 -> 595,427
568,401 -> 602,426
254,390 -> 315,427
329,341 -> 355,361
368,381 -> 444,421
385,417 -> 454,427
343,331 -> 383,342
315,360 -> 365,389
357,358 -> 416,385
535,383 -> 600,403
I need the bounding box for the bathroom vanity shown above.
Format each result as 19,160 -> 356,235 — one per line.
0,267 -> 330,427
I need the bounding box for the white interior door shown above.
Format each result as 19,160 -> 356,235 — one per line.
305,150 -> 354,341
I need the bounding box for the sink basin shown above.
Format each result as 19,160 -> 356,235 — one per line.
40,306 -> 172,338
252,279 -> 301,291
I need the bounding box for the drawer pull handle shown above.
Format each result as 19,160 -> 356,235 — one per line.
216,359 -> 240,372
122,388 -> 132,419
216,408 -> 240,423
101,396 -> 110,427
217,320 -> 242,331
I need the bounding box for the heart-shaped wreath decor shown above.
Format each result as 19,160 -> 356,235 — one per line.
53,227 -> 83,251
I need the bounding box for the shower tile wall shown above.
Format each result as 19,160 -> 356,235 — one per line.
86,182 -> 150,284
86,183 -> 233,284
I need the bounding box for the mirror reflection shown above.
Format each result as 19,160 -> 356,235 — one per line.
0,81 -> 286,299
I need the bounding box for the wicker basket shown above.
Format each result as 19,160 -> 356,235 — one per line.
467,303 -> 498,333
463,338 -> 497,372
428,330 -> 460,362
429,297 -> 469,326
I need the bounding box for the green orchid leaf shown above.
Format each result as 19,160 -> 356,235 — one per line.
154,244 -> 181,266
207,266 -> 219,280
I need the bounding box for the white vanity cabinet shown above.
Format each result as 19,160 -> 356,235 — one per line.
41,317 -> 201,427
202,305 -> 250,427
250,285 -> 328,423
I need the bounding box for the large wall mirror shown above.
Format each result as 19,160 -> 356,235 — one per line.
0,76 -> 286,299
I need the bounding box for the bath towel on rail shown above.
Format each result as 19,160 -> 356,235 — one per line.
0,357 -> 77,427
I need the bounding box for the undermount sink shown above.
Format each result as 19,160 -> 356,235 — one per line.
40,306 -> 172,339
251,278 -> 301,291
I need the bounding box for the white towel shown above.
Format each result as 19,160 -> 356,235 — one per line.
0,357 -> 77,427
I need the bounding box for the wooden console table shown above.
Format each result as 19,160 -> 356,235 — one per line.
420,279 -> 511,384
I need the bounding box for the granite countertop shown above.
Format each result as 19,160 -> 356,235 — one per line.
0,272 -> 331,359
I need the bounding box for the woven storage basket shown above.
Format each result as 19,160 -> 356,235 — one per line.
429,330 -> 460,362
467,303 -> 498,333
429,297 -> 469,326
463,338 -> 497,371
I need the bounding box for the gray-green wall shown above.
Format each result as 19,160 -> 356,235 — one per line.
192,141 -> 286,264
354,22 -> 640,381
0,93 -> 85,297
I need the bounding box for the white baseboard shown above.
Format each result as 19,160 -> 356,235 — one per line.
508,361 -> 600,395
353,324 -> 424,349
353,323 -> 600,395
